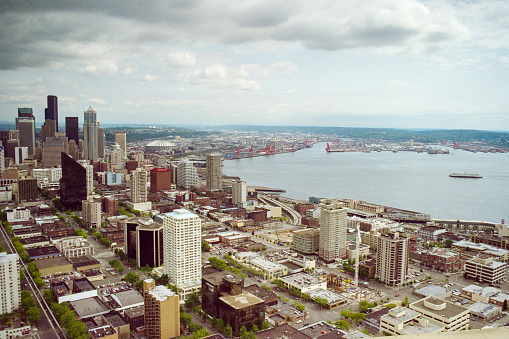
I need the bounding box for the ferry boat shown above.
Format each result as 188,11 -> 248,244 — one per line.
449,173 -> 483,178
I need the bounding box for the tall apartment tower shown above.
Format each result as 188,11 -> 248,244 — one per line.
319,200 -> 347,263
82,198 -> 102,228
65,117 -> 79,147
143,279 -> 180,339
376,231 -> 409,286
0,252 -> 21,314
130,168 -> 148,203
17,118 -> 35,156
232,180 -> 247,206
176,159 -> 198,189
206,153 -> 222,191
115,132 -> 127,158
45,95 -> 58,131
162,209 -> 201,300
0,146 -> 4,178
83,106 -> 99,161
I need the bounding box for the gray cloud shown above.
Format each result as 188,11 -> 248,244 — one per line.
0,0 -> 499,71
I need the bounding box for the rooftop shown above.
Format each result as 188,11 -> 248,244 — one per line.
162,208 -> 199,220
469,301 -> 502,316
255,323 -> 311,339
410,296 -> 469,319
70,297 -> 110,318
146,285 -> 177,302
280,272 -> 324,288
414,285 -> 448,298
220,292 -> 263,309
111,289 -> 144,307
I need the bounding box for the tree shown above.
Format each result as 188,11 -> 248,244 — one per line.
241,331 -> 256,339
123,272 -> 140,285
202,241 -> 211,252
27,306 -> 40,322
260,321 -> 270,330
225,324 -> 232,338
185,292 -> 200,309
216,318 -> 225,333
333,320 -> 350,331
180,312 -> 192,327
445,239 -> 453,248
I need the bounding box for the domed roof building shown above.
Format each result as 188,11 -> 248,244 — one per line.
145,140 -> 175,152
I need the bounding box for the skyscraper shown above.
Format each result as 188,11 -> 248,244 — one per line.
65,117 -> 79,147
176,159 -> 198,189
150,168 -> 171,192
45,95 -> 58,132
83,107 -> 98,161
16,108 -> 34,130
376,231 -> 409,286
143,279 -> 180,339
0,252 -> 20,314
60,152 -> 88,210
115,132 -> 127,158
130,168 -> 148,203
232,180 -> 247,206
17,118 -> 35,156
206,153 -> 223,191
318,199 -> 347,263
98,126 -> 105,159
162,209 -> 201,300
0,146 -> 4,178
41,119 -> 56,142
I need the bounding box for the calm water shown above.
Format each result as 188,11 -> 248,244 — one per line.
223,143 -> 509,223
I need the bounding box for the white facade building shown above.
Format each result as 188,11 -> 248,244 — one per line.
14,146 -> 28,165
0,252 -> 21,314
52,236 -> 94,258
83,106 -> 99,162
77,160 -> 94,195
33,167 -> 62,183
5,207 -> 31,222
232,180 -> 247,206
176,159 -> 199,190
130,168 -> 148,203
319,200 -> 347,262
464,254 -> 506,285
162,209 -> 201,300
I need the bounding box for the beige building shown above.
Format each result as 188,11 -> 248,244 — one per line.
292,228 -> 320,255
319,200 -> 347,263
380,307 -> 444,336
360,230 -> 380,250
114,132 -> 127,158
82,198 -> 102,228
52,236 -> 94,258
206,153 -> 222,191
346,241 -> 370,260
376,231 -> 409,286
130,168 -> 148,203
409,297 -> 470,332
143,279 -> 180,339
464,254 -> 506,285
232,180 -> 247,206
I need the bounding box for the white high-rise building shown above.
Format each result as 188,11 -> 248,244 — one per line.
318,199 -> 347,263
130,168 -> 148,203
232,180 -> 247,206
115,132 -> 127,158
78,160 -> 94,195
376,231 -> 409,286
83,106 -> 99,162
176,159 -> 198,189
162,209 -> 201,300
206,153 -> 222,191
0,252 -> 20,314
82,198 -> 102,228
14,146 -> 28,165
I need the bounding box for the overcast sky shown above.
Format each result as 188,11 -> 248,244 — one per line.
1,1 -> 508,130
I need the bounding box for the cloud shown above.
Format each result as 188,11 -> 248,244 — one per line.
82,59 -> 118,75
176,64 -> 261,90
143,74 -> 158,83
167,51 -> 196,67
0,0 -> 492,71
0,78 -> 46,104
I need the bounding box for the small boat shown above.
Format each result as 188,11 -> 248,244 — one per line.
449,173 -> 482,178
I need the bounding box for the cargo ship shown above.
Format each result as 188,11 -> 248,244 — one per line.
449,173 -> 483,178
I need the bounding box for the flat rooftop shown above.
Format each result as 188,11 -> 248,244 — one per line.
410,297 -> 468,319
220,292 -> 263,310
111,289 -> 144,307
255,323 -> 311,339
70,297 -> 110,318
414,285 -> 448,297
281,272 -> 324,288
34,256 -> 72,270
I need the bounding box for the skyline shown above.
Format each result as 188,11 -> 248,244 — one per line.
1,1 -> 508,130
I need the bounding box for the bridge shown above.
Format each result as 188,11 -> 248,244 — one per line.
258,194 -> 302,226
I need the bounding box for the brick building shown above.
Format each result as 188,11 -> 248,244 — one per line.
420,248 -> 463,273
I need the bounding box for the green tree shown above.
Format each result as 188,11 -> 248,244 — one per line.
180,312 -> 192,327
185,292 -> 200,309
224,324 -> 232,338
216,318 -> 225,333
251,324 -> 259,333
334,320 -> 350,331
193,329 -> 210,338
123,272 -> 140,285
202,241 -> 211,252
241,331 -> 256,339
27,306 -> 40,322
260,321 -> 270,330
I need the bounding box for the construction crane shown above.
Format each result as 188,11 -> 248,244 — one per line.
354,221 -> 361,287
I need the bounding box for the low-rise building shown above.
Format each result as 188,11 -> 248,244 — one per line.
460,285 -> 509,307
409,296 -> 470,332
305,288 -> 348,308
278,272 -> 327,295
362,307 -> 391,333
346,241 -> 370,260
52,236 -> 94,258
419,226 -> 446,241
235,252 -> 288,280
420,248 -> 463,273
464,254 -> 506,285
469,301 -> 502,320
452,240 -> 509,261
380,307 -> 444,336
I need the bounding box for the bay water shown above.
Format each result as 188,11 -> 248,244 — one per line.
223,143 -> 509,223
